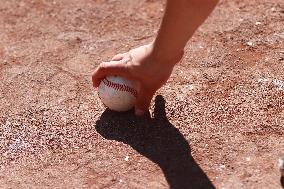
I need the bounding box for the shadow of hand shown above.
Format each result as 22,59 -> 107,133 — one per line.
95,95 -> 215,189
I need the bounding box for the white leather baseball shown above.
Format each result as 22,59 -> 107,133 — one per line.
98,76 -> 139,112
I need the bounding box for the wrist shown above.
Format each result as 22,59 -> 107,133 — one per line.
150,41 -> 184,67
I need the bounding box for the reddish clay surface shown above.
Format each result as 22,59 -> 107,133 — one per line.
0,0 -> 284,188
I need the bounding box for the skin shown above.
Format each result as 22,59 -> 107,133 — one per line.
92,0 -> 219,116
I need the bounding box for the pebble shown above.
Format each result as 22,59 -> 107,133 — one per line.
124,155 -> 129,161
271,7 -> 276,12
273,79 -> 284,91
246,41 -> 253,46
274,32 -> 284,39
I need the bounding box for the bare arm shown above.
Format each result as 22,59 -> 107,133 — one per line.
92,0 -> 219,116
154,0 -> 219,63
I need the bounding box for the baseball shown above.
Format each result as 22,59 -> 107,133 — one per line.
98,76 -> 139,112
279,154 -> 284,177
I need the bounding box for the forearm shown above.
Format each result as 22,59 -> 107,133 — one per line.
153,0 -> 219,63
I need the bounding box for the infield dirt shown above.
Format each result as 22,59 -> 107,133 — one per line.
0,0 -> 283,188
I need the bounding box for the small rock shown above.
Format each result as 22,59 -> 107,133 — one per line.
89,46 -> 95,51
273,79 -> 284,90
188,85 -> 194,90
271,7 -> 276,12
124,155 -> 129,161
274,32 -> 284,39
246,41 -> 253,46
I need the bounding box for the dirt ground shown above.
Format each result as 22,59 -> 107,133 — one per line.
0,0 -> 283,188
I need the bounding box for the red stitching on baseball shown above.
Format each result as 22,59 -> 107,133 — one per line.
102,78 -> 138,98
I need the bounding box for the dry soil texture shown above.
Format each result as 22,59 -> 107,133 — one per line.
0,0 -> 284,188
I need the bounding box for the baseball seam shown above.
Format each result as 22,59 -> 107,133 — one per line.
102,78 -> 138,98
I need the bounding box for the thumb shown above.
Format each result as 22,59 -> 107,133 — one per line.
134,88 -> 154,116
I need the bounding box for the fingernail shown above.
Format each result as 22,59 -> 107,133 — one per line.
135,109 -> 144,116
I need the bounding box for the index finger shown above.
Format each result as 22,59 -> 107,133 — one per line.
92,60 -> 130,88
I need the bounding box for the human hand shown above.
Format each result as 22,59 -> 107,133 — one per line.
92,43 -> 183,116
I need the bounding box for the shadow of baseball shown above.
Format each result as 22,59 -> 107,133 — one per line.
95,95 -> 215,189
